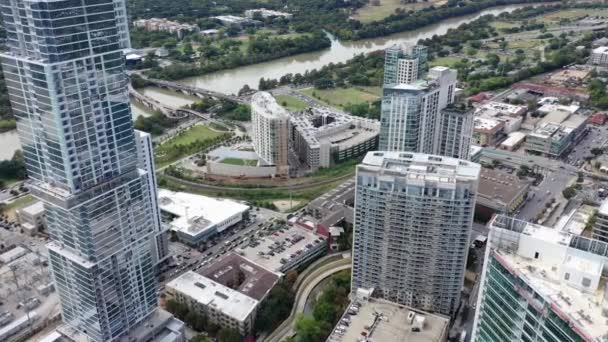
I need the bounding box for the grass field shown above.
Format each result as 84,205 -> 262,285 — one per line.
490,21 -> 519,30
538,9 -> 608,24
162,125 -> 223,148
429,56 -> 465,68
2,194 -> 36,220
300,87 -> 380,109
220,158 -> 258,166
275,95 -> 308,111
353,0 -> 446,23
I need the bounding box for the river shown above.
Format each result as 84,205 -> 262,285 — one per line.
0,3 -> 538,159
178,3 -> 536,95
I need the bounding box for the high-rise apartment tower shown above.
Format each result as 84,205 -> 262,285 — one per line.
351,152 -> 480,316
0,0 -> 179,340
251,91 -> 290,175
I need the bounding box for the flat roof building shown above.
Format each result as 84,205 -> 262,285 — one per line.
16,201 -> 45,236
475,167 -> 529,221
329,296 -> 449,342
165,253 -> 280,335
473,117 -> 505,147
472,215 -> 608,342
158,189 -> 249,246
290,107 -> 379,171
499,131 -> 526,151
474,101 -> 525,134
590,46 -> 608,66
525,113 -> 587,157
236,223 -> 327,274
244,8 -> 292,19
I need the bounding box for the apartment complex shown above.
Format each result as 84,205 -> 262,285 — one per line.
251,92 -> 290,175
290,107 -> 379,171
472,215 -> 608,342
133,18 -> 197,39
351,152 -> 480,316
524,111 -> 587,157
165,253 -> 280,335
379,45 -> 471,160
0,0 -> 182,340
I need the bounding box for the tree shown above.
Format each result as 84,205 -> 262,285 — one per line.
190,335 -> 210,342
591,147 -> 604,156
562,186 -> 577,199
217,328 -> 241,342
295,315 -> 328,342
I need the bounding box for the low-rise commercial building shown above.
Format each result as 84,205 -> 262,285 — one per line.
473,117 -> 504,147
472,215 -> 608,342
158,189 -> 249,246
236,223 -> 327,274
525,111 -> 587,157
16,201 -> 45,235
212,16 -> 257,29
499,131 -> 526,151
475,168 -> 529,221
474,101 -> 526,133
290,107 -> 379,171
244,8 -> 292,19
165,253 -> 280,335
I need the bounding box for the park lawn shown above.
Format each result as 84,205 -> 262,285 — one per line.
275,95 -> 308,111
300,87 -> 379,109
353,0 -> 446,23
538,9 -> 608,24
491,21 -> 519,30
2,194 -> 36,220
430,56 -> 464,68
508,39 -> 541,50
220,158 -> 258,166
162,125 -> 223,149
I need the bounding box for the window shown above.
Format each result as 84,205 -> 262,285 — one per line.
564,273 -> 570,281
534,252 -> 539,259
582,277 -> 591,287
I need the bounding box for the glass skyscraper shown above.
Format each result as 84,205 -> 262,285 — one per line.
0,0 -> 170,340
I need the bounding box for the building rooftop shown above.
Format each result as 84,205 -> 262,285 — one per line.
166,271 -> 259,322
477,167 -> 529,207
158,189 -> 249,237
500,132 -> 526,148
489,215 -> 608,341
555,205 -> 597,236
236,223 -> 326,273
289,107 -> 379,149
197,253 -> 280,301
475,101 -> 527,117
593,46 -> 608,54
252,92 -> 289,119
16,201 -> 44,216
331,297 -> 449,342
360,151 -> 481,182
473,117 -> 503,132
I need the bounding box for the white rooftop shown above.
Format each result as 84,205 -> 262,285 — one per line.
17,201 -> 44,216
158,189 -> 249,237
474,116 -> 502,131
500,131 -> 526,148
489,216 -> 608,341
166,271 -> 258,322
251,91 -> 289,119
593,46 -> 608,54
360,151 -> 481,182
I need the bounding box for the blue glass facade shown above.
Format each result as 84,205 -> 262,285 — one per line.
0,0 -> 161,341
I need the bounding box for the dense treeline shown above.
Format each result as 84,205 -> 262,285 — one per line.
127,0 -> 282,21
189,99 -> 251,121
0,151 -> 27,184
144,31 -> 330,81
338,0 -> 560,40
133,111 -> 177,135
259,50 -> 385,90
